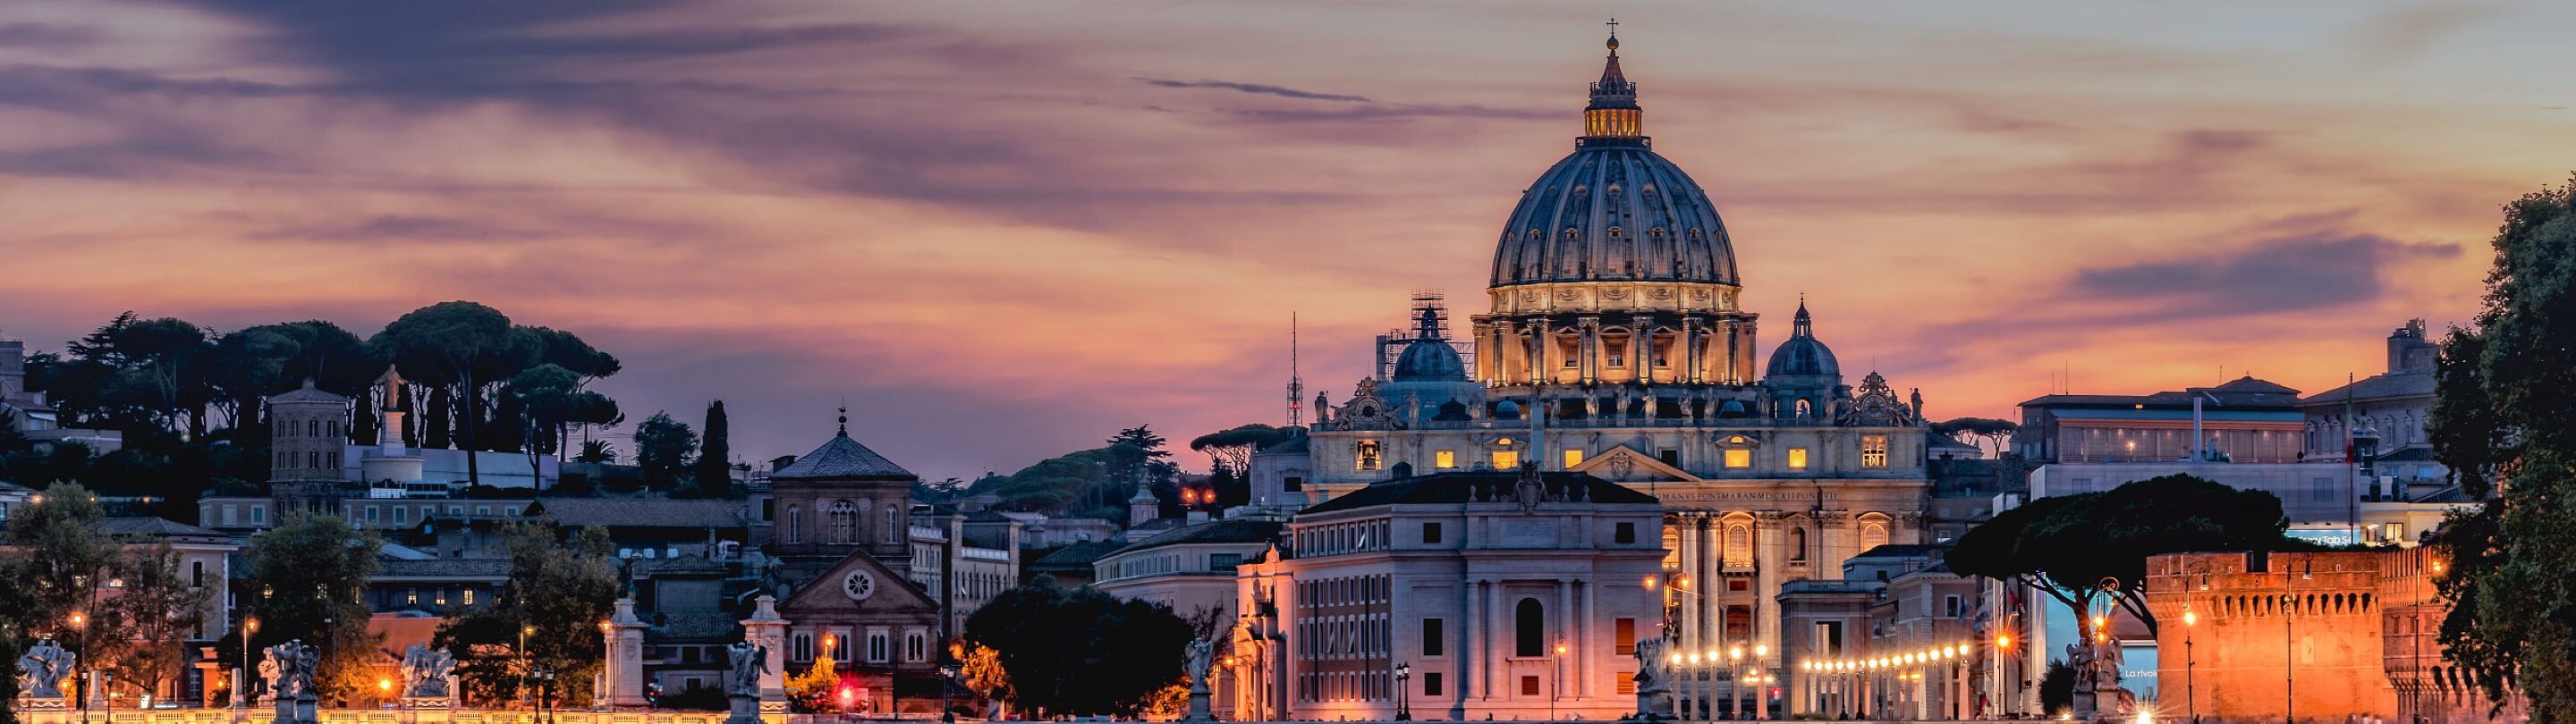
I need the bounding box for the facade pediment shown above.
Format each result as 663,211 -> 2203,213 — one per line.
1568,444 -> 1700,483
778,551 -> 937,616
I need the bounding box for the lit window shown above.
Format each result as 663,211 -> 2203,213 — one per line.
1788,448 -> 1809,469
1435,450 -> 1456,469
405,589 -> 418,605
1563,450 -> 1584,467
1492,450 -> 1521,469
463,589 -> 476,605
1724,450 -> 1750,468
1862,435 -> 1889,467
1356,440 -> 1383,471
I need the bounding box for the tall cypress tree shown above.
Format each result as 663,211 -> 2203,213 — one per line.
697,400 -> 732,498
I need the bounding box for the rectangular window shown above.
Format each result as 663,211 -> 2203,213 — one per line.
464,589 -> 476,605
1424,672 -> 1443,697
1945,595 -> 1964,618
1492,450 -> 1520,469
1861,435 -> 1889,467
191,560 -> 206,588
1423,522 -> 1443,543
1614,522 -> 1637,544
250,506 -> 266,525
1356,440 -> 1383,471
1657,449 -> 1679,467
365,506 -> 379,523
1724,449 -> 1750,468
1423,619 -> 1445,656
1615,672 -> 1636,695
1615,619 -> 1637,654
2311,476 -> 2335,501
435,591 -> 446,606
1788,448 -> 1809,469
1563,449 -> 1583,467
1521,676 -> 1541,696
1211,553 -> 1242,571
1435,450 -> 1456,469
1284,476 -> 1303,492
394,506 -> 408,524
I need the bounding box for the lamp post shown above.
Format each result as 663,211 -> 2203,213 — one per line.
1552,641 -> 1567,721
70,609 -> 89,717
2182,606 -> 2198,723
940,664 -> 961,723
1727,644 -> 1743,720
520,625 -> 536,711
2284,592 -> 2296,724
238,617 -> 259,710
1394,662 -> 1411,721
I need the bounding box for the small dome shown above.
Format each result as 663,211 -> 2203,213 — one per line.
1764,301 -> 1840,379
1393,339 -> 1468,382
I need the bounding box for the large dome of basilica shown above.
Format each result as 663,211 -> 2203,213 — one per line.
1488,34 -> 1739,289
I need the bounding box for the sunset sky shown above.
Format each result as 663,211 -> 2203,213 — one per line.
3,1 -> 2567,482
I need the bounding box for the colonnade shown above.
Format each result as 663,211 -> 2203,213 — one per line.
1476,315 -> 1756,388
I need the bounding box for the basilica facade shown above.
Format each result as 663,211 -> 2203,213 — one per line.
1277,31 -> 1936,717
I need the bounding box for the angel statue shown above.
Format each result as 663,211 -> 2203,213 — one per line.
725,642 -> 767,698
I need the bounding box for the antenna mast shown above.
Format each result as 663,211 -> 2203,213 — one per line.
1287,313 -> 1305,428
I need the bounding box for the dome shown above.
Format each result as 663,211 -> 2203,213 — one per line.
1489,36 -> 1739,288
1393,339 -> 1468,382
1764,301 -> 1840,379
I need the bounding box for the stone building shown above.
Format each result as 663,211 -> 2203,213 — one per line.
1093,518 -> 1282,617
2299,320 -> 2446,484
1231,470 -> 1665,721
2141,547 -> 2529,723
2012,376 -> 2308,464
764,414 -> 943,715
1277,30 -> 1936,695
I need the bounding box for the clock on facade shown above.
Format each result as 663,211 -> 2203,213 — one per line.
842,571 -> 876,601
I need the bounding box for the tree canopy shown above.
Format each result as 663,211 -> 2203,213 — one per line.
240,512 -> 384,704
1931,417 -> 2018,457
962,580 -> 1193,717
1948,474 -> 2290,635
2428,175 -> 2576,720
1189,424 -> 1296,476
434,522 -> 616,708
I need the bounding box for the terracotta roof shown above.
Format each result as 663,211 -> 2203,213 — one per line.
376,558 -> 512,579
1301,471 -> 1657,515
773,433 -> 913,480
530,497 -> 747,529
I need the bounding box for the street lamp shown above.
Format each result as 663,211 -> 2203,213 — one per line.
940,663 -> 962,723
1394,662 -> 1412,721
2182,606 -> 2198,723
1552,640 -> 1568,721
237,617 -> 259,710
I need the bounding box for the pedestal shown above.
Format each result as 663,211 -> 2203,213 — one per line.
1181,689 -> 1216,722
404,697 -> 453,724
739,595 -> 790,710
726,695 -> 762,724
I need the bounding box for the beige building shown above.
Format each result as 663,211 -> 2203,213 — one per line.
1275,32 -> 1937,710
1233,470 -> 1666,721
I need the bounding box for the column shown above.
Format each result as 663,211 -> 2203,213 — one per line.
1580,580 -> 1597,699
1630,316 -> 1654,385
1578,317 -> 1600,384
1462,577 -> 1479,708
1677,517 -> 1699,717
1486,580 -> 1503,701
1556,579 -> 1574,703
1682,318 -> 1704,384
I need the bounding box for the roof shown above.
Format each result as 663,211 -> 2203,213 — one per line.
1301,470 -> 1658,515
2021,376 -> 2305,411
267,378 -> 349,404
375,558 -> 512,579
1028,542 -> 1125,571
1256,433 -> 1309,456
2298,371 -> 2436,406
632,554 -> 730,577
773,431 -> 914,480
530,497 -> 747,529
95,517 -> 228,542
1112,519 -> 1284,556
1851,543 -> 1949,560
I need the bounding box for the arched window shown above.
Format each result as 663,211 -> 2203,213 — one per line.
1860,520 -> 1890,552
308,451 -> 321,468
828,501 -> 859,543
1790,527 -> 1809,562
784,506 -> 803,543
886,507 -> 902,543
308,419 -> 320,437
1795,399 -> 1812,418
1515,598 -> 1545,657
